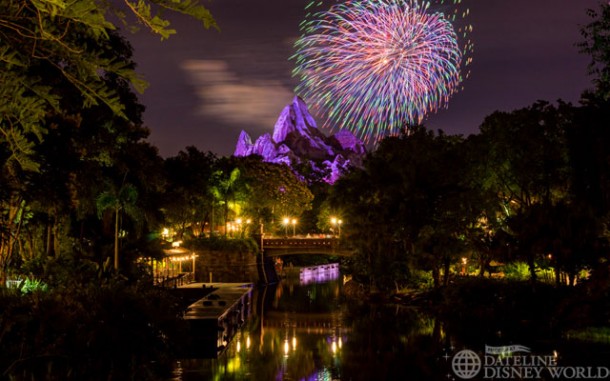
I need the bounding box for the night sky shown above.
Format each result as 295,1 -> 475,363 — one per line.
128,0 -> 602,157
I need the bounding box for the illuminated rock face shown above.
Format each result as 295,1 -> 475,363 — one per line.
234,96 -> 365,183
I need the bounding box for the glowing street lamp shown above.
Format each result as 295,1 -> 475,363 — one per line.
291,218 -> 297,237
243,219 -> 248,236
283,339 -> 290,357
236,218 -> 242,237
330,217 -> 343,237
283,217 -> 290,237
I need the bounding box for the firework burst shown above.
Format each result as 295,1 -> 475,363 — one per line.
292,0 -> 473,143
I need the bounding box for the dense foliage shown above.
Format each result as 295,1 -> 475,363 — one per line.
0,277 -> 186,380
0,0 -> 216,283
329,97 -> 610,291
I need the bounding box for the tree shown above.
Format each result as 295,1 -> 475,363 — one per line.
477,101 -> 572,282
236,156 -> 314,235
328,127 -> 481,290
478,101 -> 571,212
561,2 -> 610,219
545,202 -> 602,286
458,134 -> 511,277
211,167 -> 241,237
0,30 -> 167,282
96,182 -> 139,271
329,167 -> 405,291
1,0 -> 214,281
578,2 -> 610,99
163,147 -> 217,238
567,95 -> 610,219
0,0 -> 216,173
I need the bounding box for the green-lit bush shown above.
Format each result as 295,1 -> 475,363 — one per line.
18,277 -> 48,294
503,262 -> 529,281
407,269 -> 434,290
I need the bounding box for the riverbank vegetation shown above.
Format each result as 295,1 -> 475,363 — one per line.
0,274 -> 187,380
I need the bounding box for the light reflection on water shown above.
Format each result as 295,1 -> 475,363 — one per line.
168,263 -> 610,381
169,263 -> 346,381
168,264 -> 455,380
299,263 -> 340,285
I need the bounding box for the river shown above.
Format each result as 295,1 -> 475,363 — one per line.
169,264 -> 610,381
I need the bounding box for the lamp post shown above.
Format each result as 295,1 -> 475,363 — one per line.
192,253 -> 196,279
245,218 -> 251,237
283,217 -> 290,237
330,217 -> 342,237
236,218 -> 242,237
291,218 -> 297,237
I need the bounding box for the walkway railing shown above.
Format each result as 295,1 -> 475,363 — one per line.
156,272 -> 194,288
261,237 -> 353,257
262,238 -> 337,248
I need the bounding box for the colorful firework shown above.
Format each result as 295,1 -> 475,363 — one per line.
292,0 -> 474,143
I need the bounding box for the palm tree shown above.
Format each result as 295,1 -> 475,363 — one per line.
211,168 -> 241,237
96,183 -> 139,271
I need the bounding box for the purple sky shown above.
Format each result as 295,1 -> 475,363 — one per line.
128,0 -> 602,157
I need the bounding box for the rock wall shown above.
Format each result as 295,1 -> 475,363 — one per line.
194,249 -> 259,283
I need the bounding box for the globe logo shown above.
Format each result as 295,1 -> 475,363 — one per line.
452,349 -> 481,379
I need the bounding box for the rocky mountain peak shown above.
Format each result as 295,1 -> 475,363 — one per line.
233,96 -> 366,183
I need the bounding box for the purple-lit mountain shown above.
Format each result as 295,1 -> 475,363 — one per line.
234,96 -> 366,183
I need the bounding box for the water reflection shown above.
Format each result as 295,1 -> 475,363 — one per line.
299,263 -> 340,285
169,264 -> 345,380
170,265 -> 448,381
170,264 -> 610,381
259,264 -> 345,381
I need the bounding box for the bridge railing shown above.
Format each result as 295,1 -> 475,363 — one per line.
262,238 -> 337,247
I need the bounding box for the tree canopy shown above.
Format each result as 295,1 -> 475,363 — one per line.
0,0 -> 216,173
0,0 -> 216,282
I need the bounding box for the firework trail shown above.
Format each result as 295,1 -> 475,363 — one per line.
292,0 -> 473,143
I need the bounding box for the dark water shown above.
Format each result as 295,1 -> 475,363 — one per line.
170,266 -> 610,381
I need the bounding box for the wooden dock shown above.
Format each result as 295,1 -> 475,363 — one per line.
180,283 -> 253,357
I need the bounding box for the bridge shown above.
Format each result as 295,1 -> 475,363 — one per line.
262,311 -> 351,335
261,237 -> 353,257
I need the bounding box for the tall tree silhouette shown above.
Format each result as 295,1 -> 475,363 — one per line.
96,181 -> 139,271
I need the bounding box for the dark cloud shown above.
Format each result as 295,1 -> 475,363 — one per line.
182,59 -> 294,129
